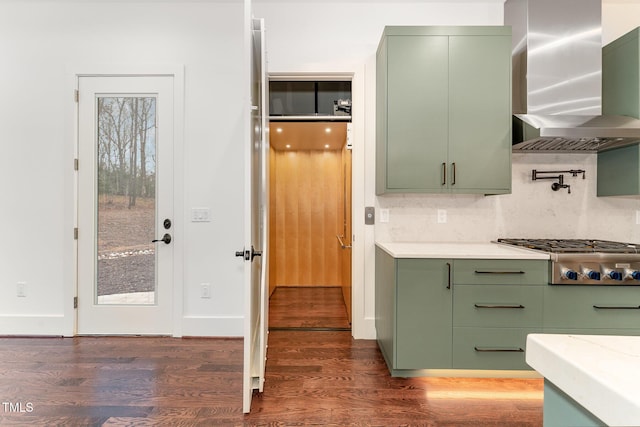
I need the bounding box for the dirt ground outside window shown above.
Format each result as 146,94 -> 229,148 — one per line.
97,195 -> 155,296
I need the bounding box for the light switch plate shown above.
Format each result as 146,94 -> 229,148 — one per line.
365,206 -> 375,225
191,208 -> 211,222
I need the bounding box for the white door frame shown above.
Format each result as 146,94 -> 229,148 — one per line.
267,70 -> 365,337
69,65 -> 185,337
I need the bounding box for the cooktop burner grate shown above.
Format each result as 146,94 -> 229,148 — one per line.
497,238 -> 640,254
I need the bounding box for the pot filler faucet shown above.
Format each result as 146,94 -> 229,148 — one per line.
531,169 -> 586,194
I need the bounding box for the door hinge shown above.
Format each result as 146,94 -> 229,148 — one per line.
74,297 -> 78,309
74,228 -> 78,240
74,158 -> 79,171
74,89 -> 79,103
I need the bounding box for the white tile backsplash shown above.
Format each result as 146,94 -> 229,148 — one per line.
376,153 -> 640,243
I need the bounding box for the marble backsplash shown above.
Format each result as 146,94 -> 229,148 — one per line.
375,153 -> 640,244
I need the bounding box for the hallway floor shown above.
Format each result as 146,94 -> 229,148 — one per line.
269,286 -> 350,330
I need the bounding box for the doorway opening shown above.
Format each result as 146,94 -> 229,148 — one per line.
267,120 -> 352,331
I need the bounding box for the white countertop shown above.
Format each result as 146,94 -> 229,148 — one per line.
375,242 -> 550,260
526,334 -> 640,426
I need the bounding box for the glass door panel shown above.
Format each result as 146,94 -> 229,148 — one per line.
95,97 -> 157,305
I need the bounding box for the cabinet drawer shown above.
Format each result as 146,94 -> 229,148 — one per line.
454,260 -> 548,285
544,286 -> 640,329
453,327 -> 536,370
454,285 -> 543,327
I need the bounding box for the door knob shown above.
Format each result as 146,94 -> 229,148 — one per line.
251,246 -> 262,261
152,233 -> 172,244
236,249 -> 249,260
235,247 -> 261,261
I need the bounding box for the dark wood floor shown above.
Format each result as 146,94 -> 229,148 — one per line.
0,287 -> 543,425
269,286 -> 351,330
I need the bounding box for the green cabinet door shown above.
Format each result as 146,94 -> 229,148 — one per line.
449,35 -> 512,194
599,28 -> 640,197
376,26 -> 511,195
395,259 -> 453,369
597,144 -> 640,196
384,35 -> 449,192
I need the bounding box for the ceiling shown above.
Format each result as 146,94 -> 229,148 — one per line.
269,122 -> 348,151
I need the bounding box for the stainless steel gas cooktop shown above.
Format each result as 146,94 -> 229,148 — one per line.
497,238 -> 640,285
497,238 -> 640,254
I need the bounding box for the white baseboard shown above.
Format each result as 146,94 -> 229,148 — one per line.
0,315 -> 67,336
181,315 -> 243,337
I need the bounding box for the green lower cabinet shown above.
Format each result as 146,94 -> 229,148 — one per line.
453,327 -> 537,370
544,285 -> 640,330
395,258 -> 453,370
375,248 -> 453,376
376,253 -> 640,376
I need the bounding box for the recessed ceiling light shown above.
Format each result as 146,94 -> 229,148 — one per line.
325,128 -> 331,133
276,128 -> 283,133
324,144 -> 330,149
285,144 -> 291,149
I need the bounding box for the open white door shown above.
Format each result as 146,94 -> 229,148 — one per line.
241,16 -> 269,414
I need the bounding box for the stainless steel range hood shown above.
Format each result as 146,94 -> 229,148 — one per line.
505,0 -> 640,152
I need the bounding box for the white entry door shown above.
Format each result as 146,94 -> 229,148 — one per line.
242,17 -> 269,413
77,76 -> 174,335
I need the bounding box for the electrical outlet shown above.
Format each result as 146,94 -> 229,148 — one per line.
437,209 -> 447,224
17,282 -> 26,297
201,283 -> 211,299
380,209 -> 389,223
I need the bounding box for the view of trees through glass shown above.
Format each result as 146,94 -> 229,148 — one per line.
96,97 -> 157,303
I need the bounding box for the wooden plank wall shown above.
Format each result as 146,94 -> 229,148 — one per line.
269,147 -> 343,288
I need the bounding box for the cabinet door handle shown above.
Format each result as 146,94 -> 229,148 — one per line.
474,347 -> 524,353
441,162 -> 447,186
593,305 -> 640,310
474,304 -> 525,309
451,162 -> 456,185
474,270 -> 526,275
446,262 -> 452,289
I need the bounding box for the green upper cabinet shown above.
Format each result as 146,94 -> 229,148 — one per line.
599,27 -> 640,197
376,26 -> 512,195
597,144 -> 640,196
603,27 -> 640,119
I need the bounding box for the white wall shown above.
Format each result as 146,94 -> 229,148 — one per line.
0,0 -> 247,336
603,0 -> 640,44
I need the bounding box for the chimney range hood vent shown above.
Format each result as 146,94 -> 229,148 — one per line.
505,0 -> 640,152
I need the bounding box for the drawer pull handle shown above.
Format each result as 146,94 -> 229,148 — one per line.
593,305 -> 640,310
446,262 -> 452,289
474,270 -> 525,275
474,304 -> 525,309
441,162 -> 447,186
474,347 -> 524,353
